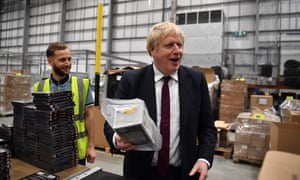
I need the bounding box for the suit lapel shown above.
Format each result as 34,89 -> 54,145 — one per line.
139,66 -> 157,123
178,67 -> 189,133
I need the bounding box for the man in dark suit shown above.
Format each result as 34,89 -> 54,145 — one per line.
104,21 -> 217,180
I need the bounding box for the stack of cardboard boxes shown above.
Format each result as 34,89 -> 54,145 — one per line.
0,72 -> 32,115
232,94 -> 277,164
259,99 -> 300,179
214,80 -> 247,158
219,80 -> 247,123
233,118 -> 271,164
270,99 -> 300,154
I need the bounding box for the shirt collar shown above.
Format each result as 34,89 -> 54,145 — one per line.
51,74 -> 71,85
153,64 -> 178,82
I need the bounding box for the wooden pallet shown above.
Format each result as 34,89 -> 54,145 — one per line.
214,147 -> 233,159
233,156 -> 262,166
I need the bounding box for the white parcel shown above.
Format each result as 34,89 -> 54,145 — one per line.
101,98 -> 162,151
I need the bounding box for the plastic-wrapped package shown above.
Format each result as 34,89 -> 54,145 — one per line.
101,98 -> 162,151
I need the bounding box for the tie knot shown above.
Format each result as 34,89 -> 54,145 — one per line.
163,76 -> 170,83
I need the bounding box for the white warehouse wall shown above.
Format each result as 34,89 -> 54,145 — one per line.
0,0 -> 299,81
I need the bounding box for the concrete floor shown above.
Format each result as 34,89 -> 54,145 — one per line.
87,150 -> 260,180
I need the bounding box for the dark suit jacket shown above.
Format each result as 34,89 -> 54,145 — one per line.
104,65 -> 217,180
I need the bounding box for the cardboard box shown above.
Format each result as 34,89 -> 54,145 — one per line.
219,80 -> 247,123
235,131 -> 252,145
290,111 -> 300,124
250,95 -> 273,110
236,112 -> 281,124
192,67 -> 215,83
93,106 -> 110,149
251,133 -> 269,148
220,79 -> 247,92
220,94 -> 245,106
282,110 -> 300,124
247,146 -> 268,160
270,122 -> 300,154
235,126 -> 269,148
233,143 -> 268,161
258,150 -> 300,180
233,143 -> 248,158
219,104 -> 244,123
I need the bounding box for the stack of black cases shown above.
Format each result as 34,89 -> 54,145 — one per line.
0,148 -> 10,180
0,123 -> 14,156
12,91 -> 78,173
12,100 -> 33,160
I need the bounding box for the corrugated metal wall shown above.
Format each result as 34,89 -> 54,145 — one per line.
0,0 -> 299,84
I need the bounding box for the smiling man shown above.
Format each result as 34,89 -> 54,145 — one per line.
34,42 -> 96,166
104,22 -> 217,180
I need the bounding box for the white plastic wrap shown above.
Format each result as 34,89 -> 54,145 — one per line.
101,98 -> 162,151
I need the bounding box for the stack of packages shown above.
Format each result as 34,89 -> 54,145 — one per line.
219,80 -> 247,123
280,98 -> 300,124
233,118 -> 270,165
0,148 -> 10,180
0,123 -> 14,157
12,100 -> 34,159
0,72 -> 32,115
214,80 -> 248,158
270,98 -> 300,155
233,111 -> 280,164
13,91 -> 78,173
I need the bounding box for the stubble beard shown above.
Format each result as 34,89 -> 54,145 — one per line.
53,65 -> 70,77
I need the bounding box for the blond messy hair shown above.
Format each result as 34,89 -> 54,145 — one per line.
146,21 -> 184,56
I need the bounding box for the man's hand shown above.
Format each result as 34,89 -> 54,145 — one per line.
115,134 -> 135,151
189,160 -> 209,180
86,146 -> 97,163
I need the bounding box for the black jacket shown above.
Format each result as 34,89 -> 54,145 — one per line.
104,65 -> 217,180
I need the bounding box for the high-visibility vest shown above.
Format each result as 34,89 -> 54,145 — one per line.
33,76 -> 89,160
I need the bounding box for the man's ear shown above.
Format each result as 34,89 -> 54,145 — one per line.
47,57 -> 52,65
149,47 -> 154,57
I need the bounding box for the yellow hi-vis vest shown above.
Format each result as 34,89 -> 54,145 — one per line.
33,76 -> 89,160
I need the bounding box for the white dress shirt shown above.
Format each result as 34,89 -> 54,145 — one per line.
152,64 -> 181,166
152,64 -> 210,168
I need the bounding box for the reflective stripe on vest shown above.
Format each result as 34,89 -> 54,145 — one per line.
33,76 -> 89,160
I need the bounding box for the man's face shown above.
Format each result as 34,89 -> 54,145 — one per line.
150,33 -> 183,75
48,48 -> 72,77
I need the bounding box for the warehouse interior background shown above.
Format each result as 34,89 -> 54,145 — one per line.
0,0 -> 299,179
1,0 -> 300,82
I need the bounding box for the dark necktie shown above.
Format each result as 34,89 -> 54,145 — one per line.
157,76 -> 170,176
